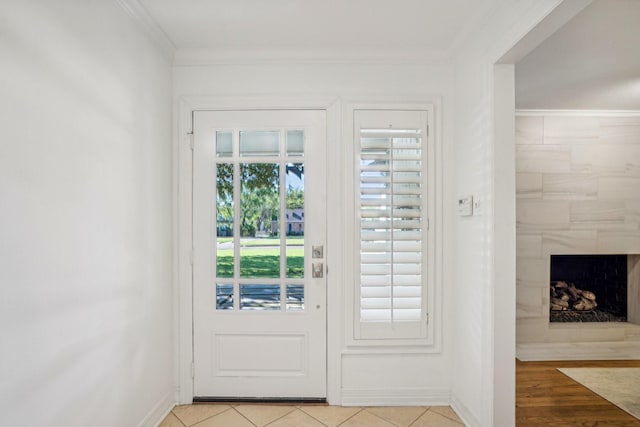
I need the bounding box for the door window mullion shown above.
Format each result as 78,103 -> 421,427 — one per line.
232,132 -> 241,309
279,157 -> 287,310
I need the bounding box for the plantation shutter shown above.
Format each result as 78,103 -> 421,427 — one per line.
355,110 -> 428,340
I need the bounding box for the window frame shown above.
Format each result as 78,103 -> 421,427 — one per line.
344,104 -> 439,349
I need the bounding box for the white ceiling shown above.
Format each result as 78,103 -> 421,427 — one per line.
138,0 -> 640,110
516,0 -> 640,110
138,0 -> 501,61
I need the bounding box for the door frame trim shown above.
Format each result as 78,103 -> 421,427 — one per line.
175,96 -> 342,405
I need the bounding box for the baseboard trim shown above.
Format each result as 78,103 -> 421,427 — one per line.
137,390 -> 175,427
341,387 -> 450,407
516,341 -> 640,361
450,393 -> 480,427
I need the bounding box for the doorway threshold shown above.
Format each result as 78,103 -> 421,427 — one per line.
193,397 -> 327,405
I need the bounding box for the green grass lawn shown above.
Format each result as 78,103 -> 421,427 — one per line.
217,247 -> 304,278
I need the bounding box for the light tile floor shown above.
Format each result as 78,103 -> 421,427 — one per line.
159,404 -> 465,427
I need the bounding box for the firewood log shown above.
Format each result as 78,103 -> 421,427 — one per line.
573,297 -> 596,311
581,290 -> 596,302
566,284 -> 580,300
583,297 -> 596,309
551,297 -> 569,308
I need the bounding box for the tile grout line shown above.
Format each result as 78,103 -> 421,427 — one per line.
408,407 -> 429,427
434,408 -> 465,425
406,407 -> 430,427
261,406 -> 299,426
336,407 -> 365,427
170,409 -> 188,427
296,405 -> 363,427
362,408 -> 404,426
410,407 -> 464,426
364,407 -> 427,427
172,405 -> 234,427
229,406 -> 259,427
295,405 -> 331,426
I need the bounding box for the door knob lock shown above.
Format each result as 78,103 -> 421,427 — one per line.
312,262 -> 324,278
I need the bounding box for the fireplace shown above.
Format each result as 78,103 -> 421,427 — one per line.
550,255 -> 628,323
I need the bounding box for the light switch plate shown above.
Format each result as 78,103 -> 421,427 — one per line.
473,197 -> 482,215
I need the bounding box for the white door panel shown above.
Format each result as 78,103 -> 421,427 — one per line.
193,110 -> 326,398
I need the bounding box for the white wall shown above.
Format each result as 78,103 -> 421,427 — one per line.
175,62 -> 456,405
175,62 -> 451,100
450,1 -> 564,426
0,2 -> 174,426
451,48 -> 495,427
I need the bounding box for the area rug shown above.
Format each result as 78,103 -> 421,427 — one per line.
558,368 -> 640,420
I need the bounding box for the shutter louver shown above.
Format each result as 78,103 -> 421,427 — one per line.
359,128 -> 423,325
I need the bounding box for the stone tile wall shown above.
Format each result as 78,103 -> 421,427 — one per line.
516,113 -> 640,344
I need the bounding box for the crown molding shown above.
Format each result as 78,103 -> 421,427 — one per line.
114,0 -> 175,61
173,47 -> 449,67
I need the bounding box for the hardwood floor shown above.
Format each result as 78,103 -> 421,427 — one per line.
517,359 -> 640,426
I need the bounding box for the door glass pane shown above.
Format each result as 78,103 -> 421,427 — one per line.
286,284 -> 304,310
210,124 -> 317,312
240,163 -> 280,278
286,130 -> 304,156
286,163 -> 304,278
240,284 -> 281,310
216,131 -> 233,157
216,284 -> 234,310
216,163 -> 234,278
240,131 -> 279,156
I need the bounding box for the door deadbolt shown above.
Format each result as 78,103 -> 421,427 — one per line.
312,245 -> 324,259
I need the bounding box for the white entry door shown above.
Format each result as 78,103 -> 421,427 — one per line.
193,110 -> 327,399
